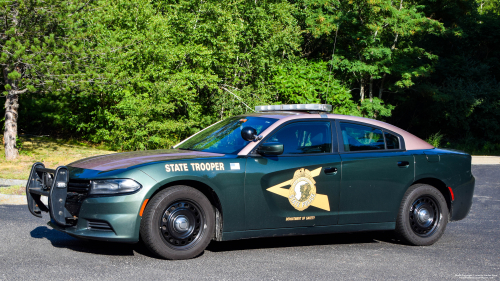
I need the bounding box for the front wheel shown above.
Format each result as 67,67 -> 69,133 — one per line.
395,184 -> 449,246
140,185 -> 215,260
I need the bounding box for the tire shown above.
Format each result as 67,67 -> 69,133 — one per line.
395,184 -> 449,246
140,185 -> 215,260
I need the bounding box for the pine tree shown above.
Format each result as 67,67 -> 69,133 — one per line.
1,0 -> 83,159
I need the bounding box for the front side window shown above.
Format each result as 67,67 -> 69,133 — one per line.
178,116 -> 277,154
341,123 -> 385,152
265,121 -> 332,154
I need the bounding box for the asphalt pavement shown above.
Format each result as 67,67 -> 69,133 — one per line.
0,165 -> 498,280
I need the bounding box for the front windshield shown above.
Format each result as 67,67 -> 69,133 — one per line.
177,116 -> 277,154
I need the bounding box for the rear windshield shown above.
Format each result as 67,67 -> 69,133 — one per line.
177,116 -> 277,154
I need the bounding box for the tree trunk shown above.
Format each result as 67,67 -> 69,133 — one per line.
379,73 -> 386,99
369,76 -> 373,102
4,91 -> 19,160
360,77 -> 365,101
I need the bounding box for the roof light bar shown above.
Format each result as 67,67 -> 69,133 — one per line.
255,104 -> 332,113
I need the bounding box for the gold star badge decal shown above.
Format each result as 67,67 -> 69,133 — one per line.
266,167 -> 330,211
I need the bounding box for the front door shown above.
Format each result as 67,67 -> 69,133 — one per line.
244,120 -> 341,230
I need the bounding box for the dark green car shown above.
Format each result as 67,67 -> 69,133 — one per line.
26,104 -> 475,260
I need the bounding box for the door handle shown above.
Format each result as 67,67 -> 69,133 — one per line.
398,161 -> 410,168
324,167 -> 338,175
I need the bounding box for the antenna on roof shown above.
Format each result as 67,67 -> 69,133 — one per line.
325,24 -> 340,105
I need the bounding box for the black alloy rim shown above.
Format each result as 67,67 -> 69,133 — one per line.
159,200 -> 204,249
409,195 -> 441,237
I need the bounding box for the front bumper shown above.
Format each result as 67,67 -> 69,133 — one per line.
47,194 -> 144,243
26,163 -> 149,243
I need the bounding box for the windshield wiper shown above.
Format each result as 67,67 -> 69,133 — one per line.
177,148 -> 198,151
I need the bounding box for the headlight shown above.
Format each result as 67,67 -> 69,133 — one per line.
90,179 -> 142,195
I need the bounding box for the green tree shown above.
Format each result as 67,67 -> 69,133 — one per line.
390,0 -> 500,144
73,0 -> 304,150
298,0 -> 443,116
272,59 -> 361,115
477,0 -> 500,15
0,0 -> 85,159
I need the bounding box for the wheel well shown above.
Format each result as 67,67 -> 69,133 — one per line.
413,178 -> 452,213
150,180 -> 224,241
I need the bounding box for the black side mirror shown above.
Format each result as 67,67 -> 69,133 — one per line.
241,127 -> 258,141
257,142 -> 284,155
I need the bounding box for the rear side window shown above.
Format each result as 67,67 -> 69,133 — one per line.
340,123 -> 385,152
384,132 -> 400,149
265,121 -> 332,154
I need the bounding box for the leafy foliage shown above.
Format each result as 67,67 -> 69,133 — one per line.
0,0 -> 86,94
389,0 -> 500,144
301,0 -> 444,99
425,132 -> 444,148
71,0 -> 304,150
3,0 -> 500,155
272,60 -> 359,112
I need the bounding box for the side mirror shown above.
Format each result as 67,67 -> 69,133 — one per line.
241,127 -> 258,141
257,142 -> 284,155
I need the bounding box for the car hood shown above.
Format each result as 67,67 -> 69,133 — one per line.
68,149 -> 224,172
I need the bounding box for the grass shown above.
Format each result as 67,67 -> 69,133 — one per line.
0,135 -> 115,180
0,185 -> 25,195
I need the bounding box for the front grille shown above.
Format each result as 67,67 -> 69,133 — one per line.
65,179 -> 91,218
68,179 -> 91,193
87,219 -> 113,232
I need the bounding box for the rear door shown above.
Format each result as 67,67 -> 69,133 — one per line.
337,121 -> 415,224
244,120 -> 342,230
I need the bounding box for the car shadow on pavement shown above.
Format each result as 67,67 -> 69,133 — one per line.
29,226 -> 406,258
30,226 -> 157,258
206,230 -> 405,253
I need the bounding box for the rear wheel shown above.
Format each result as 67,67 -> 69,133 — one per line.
140,185 -> 215,260
395,184 -> 449,246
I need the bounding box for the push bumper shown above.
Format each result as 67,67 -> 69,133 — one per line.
26,163 -> 144,242
26,163 -> 71,225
